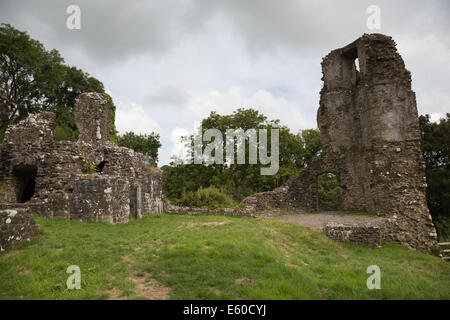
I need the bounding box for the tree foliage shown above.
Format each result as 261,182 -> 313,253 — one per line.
419,113 -> 450,240
163,108 -> 322,201
117,131 -> 161,163
318,173 -> 342,205
0,23 -> 107,141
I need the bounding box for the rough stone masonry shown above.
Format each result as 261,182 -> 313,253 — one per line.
0,92 -> 164,241
243,33 -> 437,252
0,207 -> 39,252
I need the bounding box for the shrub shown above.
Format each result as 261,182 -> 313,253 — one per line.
173,186 -> 240,209
434,216 -> 450,241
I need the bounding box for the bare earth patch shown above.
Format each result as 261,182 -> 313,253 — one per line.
108,287 -> 126,300
129,273 -> 171,300
201,221 -> 229,226
285,263 -> 302,270
19,269 -> 31,275
235,277 -> 254,286
181,221 -> 229,228
211,288 -> 222,296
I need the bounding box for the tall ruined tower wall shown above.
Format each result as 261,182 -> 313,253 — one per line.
243,34 -> 437,251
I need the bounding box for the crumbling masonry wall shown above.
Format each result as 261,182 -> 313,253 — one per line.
0,92 -> 163,230
0,207 -> 40,252
243,34 -> 437,251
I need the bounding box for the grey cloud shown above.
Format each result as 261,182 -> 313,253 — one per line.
146,85 -> 190,108
1,0 -> 449,165
0,0 -> 212,63
2,0 -> 449,64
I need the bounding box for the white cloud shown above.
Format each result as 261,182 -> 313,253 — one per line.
186,86 -> 315,133
169,127 -> 191,162
115,101 -> 161,135
418,89 -> 450,120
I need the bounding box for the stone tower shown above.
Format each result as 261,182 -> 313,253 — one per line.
243,34 -> 437,251
74,92 -> 113,146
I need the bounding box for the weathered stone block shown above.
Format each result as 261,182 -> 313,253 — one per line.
0,207 -> 40,252
323,222 -> 382,248
72,175 -> 130,224
74,92 -> 112,146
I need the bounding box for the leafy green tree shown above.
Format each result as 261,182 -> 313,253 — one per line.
0,23 -> 106,141
318,172 -> 342,205
298,129 -> 322,165
163,108 -> 322,202
118,131 -> 161,163
419,114 -> 450,240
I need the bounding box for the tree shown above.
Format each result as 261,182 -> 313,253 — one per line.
118,132 -> 161,163
298,129 -> 322,166
163,108 -> 322,201
419,114 -> 450,240
0,24 -> 106,141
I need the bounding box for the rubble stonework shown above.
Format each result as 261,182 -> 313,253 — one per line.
243,34 -> 437,251
74,93 -> 114,146
0,92 -> 163,233
0,207 -> 40,251
322,222 -> 383,248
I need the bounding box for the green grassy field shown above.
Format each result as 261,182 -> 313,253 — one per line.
0,214 -> 449,300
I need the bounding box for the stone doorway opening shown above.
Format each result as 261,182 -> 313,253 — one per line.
96,160 -> 108,173
317,172 -> 342,210
13,164 -> 37,203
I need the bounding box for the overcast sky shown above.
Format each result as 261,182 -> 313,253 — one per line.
1,0 -> 449,165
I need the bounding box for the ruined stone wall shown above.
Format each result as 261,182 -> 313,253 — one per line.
243,34 -> 437,251
323,222 -> 382,248
0,207 -> 40,252
139,170 -> 164,217
0,92 -> 163,226
72,175 -> 130,224
74,92 -> 113,146
0,112 -> 56,204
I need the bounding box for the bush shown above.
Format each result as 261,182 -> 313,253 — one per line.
118,131 -> 161,163
419,114 -> 450,241
172,186 -> 241,209
434,217 -> 450,241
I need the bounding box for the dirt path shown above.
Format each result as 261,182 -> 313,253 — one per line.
276,211 -> 385,232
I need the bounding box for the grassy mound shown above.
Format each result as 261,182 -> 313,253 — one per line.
0,214 -> 448,299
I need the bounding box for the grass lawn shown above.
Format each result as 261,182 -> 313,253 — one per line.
0,214 -> 449,299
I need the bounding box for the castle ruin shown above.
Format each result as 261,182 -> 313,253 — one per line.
243,34 -> 437,251
0,92 -> 163,250
0,33 -> 438,253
